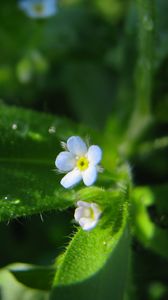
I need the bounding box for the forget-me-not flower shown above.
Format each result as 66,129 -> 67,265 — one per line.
55,136 -> 102,188
19,0 -> 57,18
74,201 -> 102,231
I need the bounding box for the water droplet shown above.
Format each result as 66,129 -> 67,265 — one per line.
12,123 -> 18,130
48,126 -> 56,134
1,195 -> 13,201
1,195 -> 20,205
143,15 -> 154,31
11,121 -> 29,137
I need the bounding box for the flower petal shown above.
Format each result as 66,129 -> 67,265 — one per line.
60,169 -> 82,188
79,218 -> 97,231
76,201 -> 91,208
74,207 -> 84,222
87,145 -> 102,165
19,0 -> 57,18
91,203 -> 102,219
82,165 -> 97,186
19,0 -> 29,10
40,0 -> 57,17
67,136 -> 87,156
55,151 -> 75,172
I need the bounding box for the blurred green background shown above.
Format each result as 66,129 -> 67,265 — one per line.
0,0 -> 168,299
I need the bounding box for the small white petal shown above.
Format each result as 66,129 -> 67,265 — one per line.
60,169 -> 82,188
55,151 -> 75,172
74,207 -> 85,222
19,0 -> 57,18
82,165 -> 97,186
74,201 -> 102,231
91,203 -> 102,219
44,0 -> 57,13
76,201 -> 91,208
79,218 -> 97,231
67,136 -> 87,156
74,206 -> 92,221
19,0 -> 29,10
87,145 -> 102,165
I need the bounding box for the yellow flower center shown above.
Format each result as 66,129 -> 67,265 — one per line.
83,207 -> 95,219
89,208 -> 95,219
32,3 -> 44,13
76,157 -> 89,171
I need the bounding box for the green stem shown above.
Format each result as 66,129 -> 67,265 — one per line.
135,0 -> 155,115
125,0 -> 155,149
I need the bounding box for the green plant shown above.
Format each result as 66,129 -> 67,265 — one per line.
0,0 -> 168,299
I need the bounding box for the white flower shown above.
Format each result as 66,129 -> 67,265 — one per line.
74,201 -> 102,231
19,0 -> 57,18
55,136 -> 102,188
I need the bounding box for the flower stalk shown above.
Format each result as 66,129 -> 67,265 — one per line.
125,0 -> 155,150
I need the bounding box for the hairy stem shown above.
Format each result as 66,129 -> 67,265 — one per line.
125,0 -> 155,150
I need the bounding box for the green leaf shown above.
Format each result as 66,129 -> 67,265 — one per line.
8,263 -> 54,291
132,186 -> 168,259
0,104 -> 95,222
0,268 -> 48,300
52,188 -> 129,287
50,227 -> 130,300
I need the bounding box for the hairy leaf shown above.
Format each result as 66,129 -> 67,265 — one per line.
52,189 -> 129,287
50,227 -> 130,300
0,104 -> 96,222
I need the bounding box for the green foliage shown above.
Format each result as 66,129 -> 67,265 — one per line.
0,267 -> 48,300
53,189 -> 129,286
0,103 -> 131,298
8,263 -> 54,291
131,186 -> 168,259
0,0 -> 168,299
50,228 -> 130,300
0,103 -> 92,222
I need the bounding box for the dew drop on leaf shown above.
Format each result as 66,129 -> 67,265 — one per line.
2,195 -> 12,201
11,121 -> 29,137
11,123 -> 18,130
